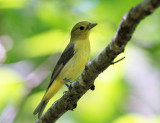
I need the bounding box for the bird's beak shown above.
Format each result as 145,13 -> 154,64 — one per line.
88,23 -> 97,30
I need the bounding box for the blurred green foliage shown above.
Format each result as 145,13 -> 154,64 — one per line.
0,0 -> 160,123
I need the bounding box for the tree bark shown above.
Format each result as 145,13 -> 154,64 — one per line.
37,0 -> 160,122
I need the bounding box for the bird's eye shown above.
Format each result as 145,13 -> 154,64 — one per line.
79,26 -> 85,30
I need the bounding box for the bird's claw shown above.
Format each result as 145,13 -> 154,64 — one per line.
63,78 -> 74,83
63,91 -> 68,95
64,78 -> 74,90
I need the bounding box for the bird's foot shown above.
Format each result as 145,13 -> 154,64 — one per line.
63,78 -> 74,90
63,78 -> 74,83
63,91 -> 68,95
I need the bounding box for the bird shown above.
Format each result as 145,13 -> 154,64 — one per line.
33,21 -> 97,118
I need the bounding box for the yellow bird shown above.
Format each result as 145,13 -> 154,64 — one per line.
33,21 -> 97,118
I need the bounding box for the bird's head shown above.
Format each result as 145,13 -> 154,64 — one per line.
70,21 -> 97,41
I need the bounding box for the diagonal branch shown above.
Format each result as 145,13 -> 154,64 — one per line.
37,0 -> 160,122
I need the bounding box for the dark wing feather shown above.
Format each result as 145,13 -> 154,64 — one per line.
47,43 -> 74,89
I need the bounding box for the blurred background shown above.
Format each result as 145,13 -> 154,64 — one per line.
0,0 -> 160,123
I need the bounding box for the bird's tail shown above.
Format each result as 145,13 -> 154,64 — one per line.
33,99 -> 48,118
33,79 -> 64,118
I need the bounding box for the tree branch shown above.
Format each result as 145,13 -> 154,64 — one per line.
37,0 -> 160,122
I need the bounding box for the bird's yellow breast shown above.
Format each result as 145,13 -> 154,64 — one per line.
44,39 -> 90,100
57,39 -> 90,82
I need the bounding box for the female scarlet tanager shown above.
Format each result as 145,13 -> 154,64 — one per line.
33,21 -> 97,118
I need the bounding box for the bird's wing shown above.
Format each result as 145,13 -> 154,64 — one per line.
47,43 -> 75,89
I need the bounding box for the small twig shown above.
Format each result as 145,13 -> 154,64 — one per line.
111,56 -> 125,64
